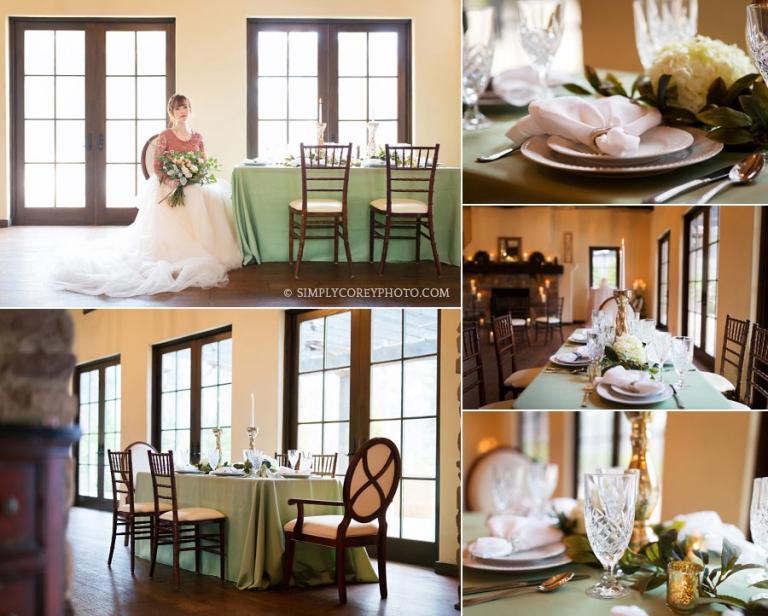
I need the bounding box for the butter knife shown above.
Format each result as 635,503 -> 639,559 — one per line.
642,164 -> 733,204
476,143 -> 520,163
464,574 -> 590,596
671,384 -> 685,409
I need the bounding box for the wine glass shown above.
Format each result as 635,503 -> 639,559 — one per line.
633,0 -> 698,70
748,4 -> 768,82
671,336 -> 693,389
516,0 -> 566,99
750,477 -> 768,594
526,462 -> 558,518
650,331 -> 672,381
584,471 -> 638,600
287,449 -> 299,469
463,6 -> 496,130
638,319 -> 657,346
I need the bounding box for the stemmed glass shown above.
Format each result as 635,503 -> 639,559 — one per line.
671,336 -> 693,389
516,0 -> 566,99
633,0 -> 698,70
650,331 -> 672,381
584,471 -> 638,600
750,477 -> 768,594
527,462 -> 558,518
586,329 -> 605,362
492,463 -> 525,514
287,449 -> 299,469
463,6 -> 496,130
748,4 -> 768,82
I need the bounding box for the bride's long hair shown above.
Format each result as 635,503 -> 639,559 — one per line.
167,94 -> 191,128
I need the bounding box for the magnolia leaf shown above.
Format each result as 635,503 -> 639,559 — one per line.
697,107 -> 753,128
739,94 -> 768,129
605,73 -> 628,97
750,579 -> 768,589
724,73 -> 761,106
657,74 -> 672,110
585,65 -> 602,91
707,126 -> 755,145
631,74 -> 649,98
662,106 -> 698,126
754,79 -> 768,105
721,538 -> 741,574
707,77 -> 728,106
563,83 -> 592,96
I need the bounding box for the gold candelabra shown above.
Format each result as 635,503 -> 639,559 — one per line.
625,411 -> 659,551
247,426 -> 260,451
613,289 -> 633,337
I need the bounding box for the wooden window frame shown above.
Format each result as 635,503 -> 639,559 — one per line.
73,354 -> 121,511
9,17 -> 175,226
283,309 -> 440,568
571,412 -> 622,496
657,231 -> 671,331
151,326 -> 232,464
246,18 -> 412,158
588,246 -> 621,289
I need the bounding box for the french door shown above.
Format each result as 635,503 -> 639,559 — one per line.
10,18 -> 174,225
74,356 -> 121,510
286,309 -> 440,566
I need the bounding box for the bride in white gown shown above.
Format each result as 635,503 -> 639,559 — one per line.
52,94 -> 242,297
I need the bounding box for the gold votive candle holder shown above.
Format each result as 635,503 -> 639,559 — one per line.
666,561 -> 702,612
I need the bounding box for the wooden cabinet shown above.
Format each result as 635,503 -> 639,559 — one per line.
0,425 -> 79,616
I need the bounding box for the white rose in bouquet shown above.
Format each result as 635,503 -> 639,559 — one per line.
648,35 -> 755,113
612,334 -> 647,366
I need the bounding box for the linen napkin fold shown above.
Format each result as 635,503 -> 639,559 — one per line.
506,95 -> 662,157
673,510 -> 768,564
491,66 -> 569,107
554,348 -> 591,363
471,536 -> 514,558
598,366 -> 666,395
487,514 -> 564,552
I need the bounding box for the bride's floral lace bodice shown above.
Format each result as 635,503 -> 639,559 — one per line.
153,129 -> 206,176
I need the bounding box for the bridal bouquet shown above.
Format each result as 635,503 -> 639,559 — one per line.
158,150 -> 219,207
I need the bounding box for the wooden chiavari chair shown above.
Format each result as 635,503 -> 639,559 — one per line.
311,453 -> 338,477
746,324 -> 768,409
369,144 -> 441,276
283,437 -> 401,604
148,451 -> 226,589
701,314 -> 751,400
493,314 -> 543,401
289,143 -> 353,279
463,323 -> 515,409
274,452 -> 288,467
534,296 -> 564,343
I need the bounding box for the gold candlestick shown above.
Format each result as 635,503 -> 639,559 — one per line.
247,426 -> 260,451
613,289 -> 634,337
316,122 -> 327,146
212,427 -> 223,469
625,411 -> 659,551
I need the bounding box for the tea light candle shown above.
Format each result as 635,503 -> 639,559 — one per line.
666,561 -> 702,612
523,252 -> 528,261
545,279 -> 550,289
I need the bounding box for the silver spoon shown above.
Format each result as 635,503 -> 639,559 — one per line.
697,153 -> 764,204
462,571 -> 575,607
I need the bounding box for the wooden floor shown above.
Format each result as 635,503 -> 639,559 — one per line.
0,227 -> 459,308
68,507 -> 457,616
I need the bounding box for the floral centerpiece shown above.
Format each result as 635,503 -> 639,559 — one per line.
602,334 -> 648,372
565,35 -> 768,149
158,150 -> 219,207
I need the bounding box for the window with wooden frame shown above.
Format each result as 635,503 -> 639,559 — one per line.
518,412 -> 549,462
246,19 -> 411,158
589,246 -> 621,288
74,355 -> 121,510
285,308 -> 439,566
151,327 -> 232,465
657,231 -> 670,330
10,18 -> 174,225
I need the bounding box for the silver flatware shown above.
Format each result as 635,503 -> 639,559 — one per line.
697,153 -> 764,204
463,573 -> 589,597
642,164 -> 733,204
476,143 -> 520,163
463,571 -> 576,607
670,384 -> 685,409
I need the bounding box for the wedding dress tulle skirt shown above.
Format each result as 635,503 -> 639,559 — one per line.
52,177 -> 242,297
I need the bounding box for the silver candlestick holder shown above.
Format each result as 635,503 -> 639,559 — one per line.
212,427 -> 223,469
316,121 -> 327,146
247,426 -> 260,451
366,120 -> 379,159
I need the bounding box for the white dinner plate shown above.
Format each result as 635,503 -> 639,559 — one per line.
547,126 -> 695,165
469,541 -> 566,564
175,469 -> 204,474
596,381 -> 673,406
568,333 -> 588,344
463,544 -> 572,572
521,128 -> 723,177
549,353 -> 592,367
611,382 -> 667,398
280,472 -> 313,479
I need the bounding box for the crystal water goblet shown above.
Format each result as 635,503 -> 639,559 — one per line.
287,449 -> 299,469
671,336 -> 693,389
516,0 -> 566,99
651,331 -> 672,381
526,461 -> 558,518
463,6 -> 496,130
748,4 -> 768,82
633,0 -> 698,70
584,471 -> 638,599
750,477 -> 768,594
492,463 -> 525,514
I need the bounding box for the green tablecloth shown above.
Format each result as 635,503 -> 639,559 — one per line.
134,472 -> 377,590
463,107 -> 762,205
512,342 -> 731,409
231,165 -> 461,265
463,512 -> 753,615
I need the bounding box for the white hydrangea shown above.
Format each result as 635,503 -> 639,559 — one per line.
612,334 -> 647,365
647,35 -> 755,113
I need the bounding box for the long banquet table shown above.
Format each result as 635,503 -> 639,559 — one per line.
134,472 -> 377,590
231,165 -> 461,266
512,342 -> 732,410
463,512 -> 755,615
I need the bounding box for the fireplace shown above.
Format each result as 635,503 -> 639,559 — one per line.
490,288 -> 530,317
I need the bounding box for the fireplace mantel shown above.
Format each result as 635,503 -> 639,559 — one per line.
463,262 -> 564,275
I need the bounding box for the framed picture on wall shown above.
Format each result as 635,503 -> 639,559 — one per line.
563,232 -> 573,264
498,237 -> 522,261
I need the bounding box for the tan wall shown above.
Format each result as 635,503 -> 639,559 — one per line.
465,206 -> 653,322
581,0 -> 752,72
462,410 -> 519,481
0,0 -> 461,222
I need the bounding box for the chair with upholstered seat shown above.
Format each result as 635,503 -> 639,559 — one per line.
283,437 -> 401,604
463,323 -> 514,409
700,315 -> 750,400
369,144 -> 441,276
534,296 -> 564,343
148,451 -> 226,589
289,143 -> 353,279
107,449 -> 170,574
465,446 -> 531,513
493,314 -> 543,401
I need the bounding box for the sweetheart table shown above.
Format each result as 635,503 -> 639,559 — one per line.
512,342 -> 731,409
231,165 -> 461,265
463,512 -> 755,615
133,472 -> 377,590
